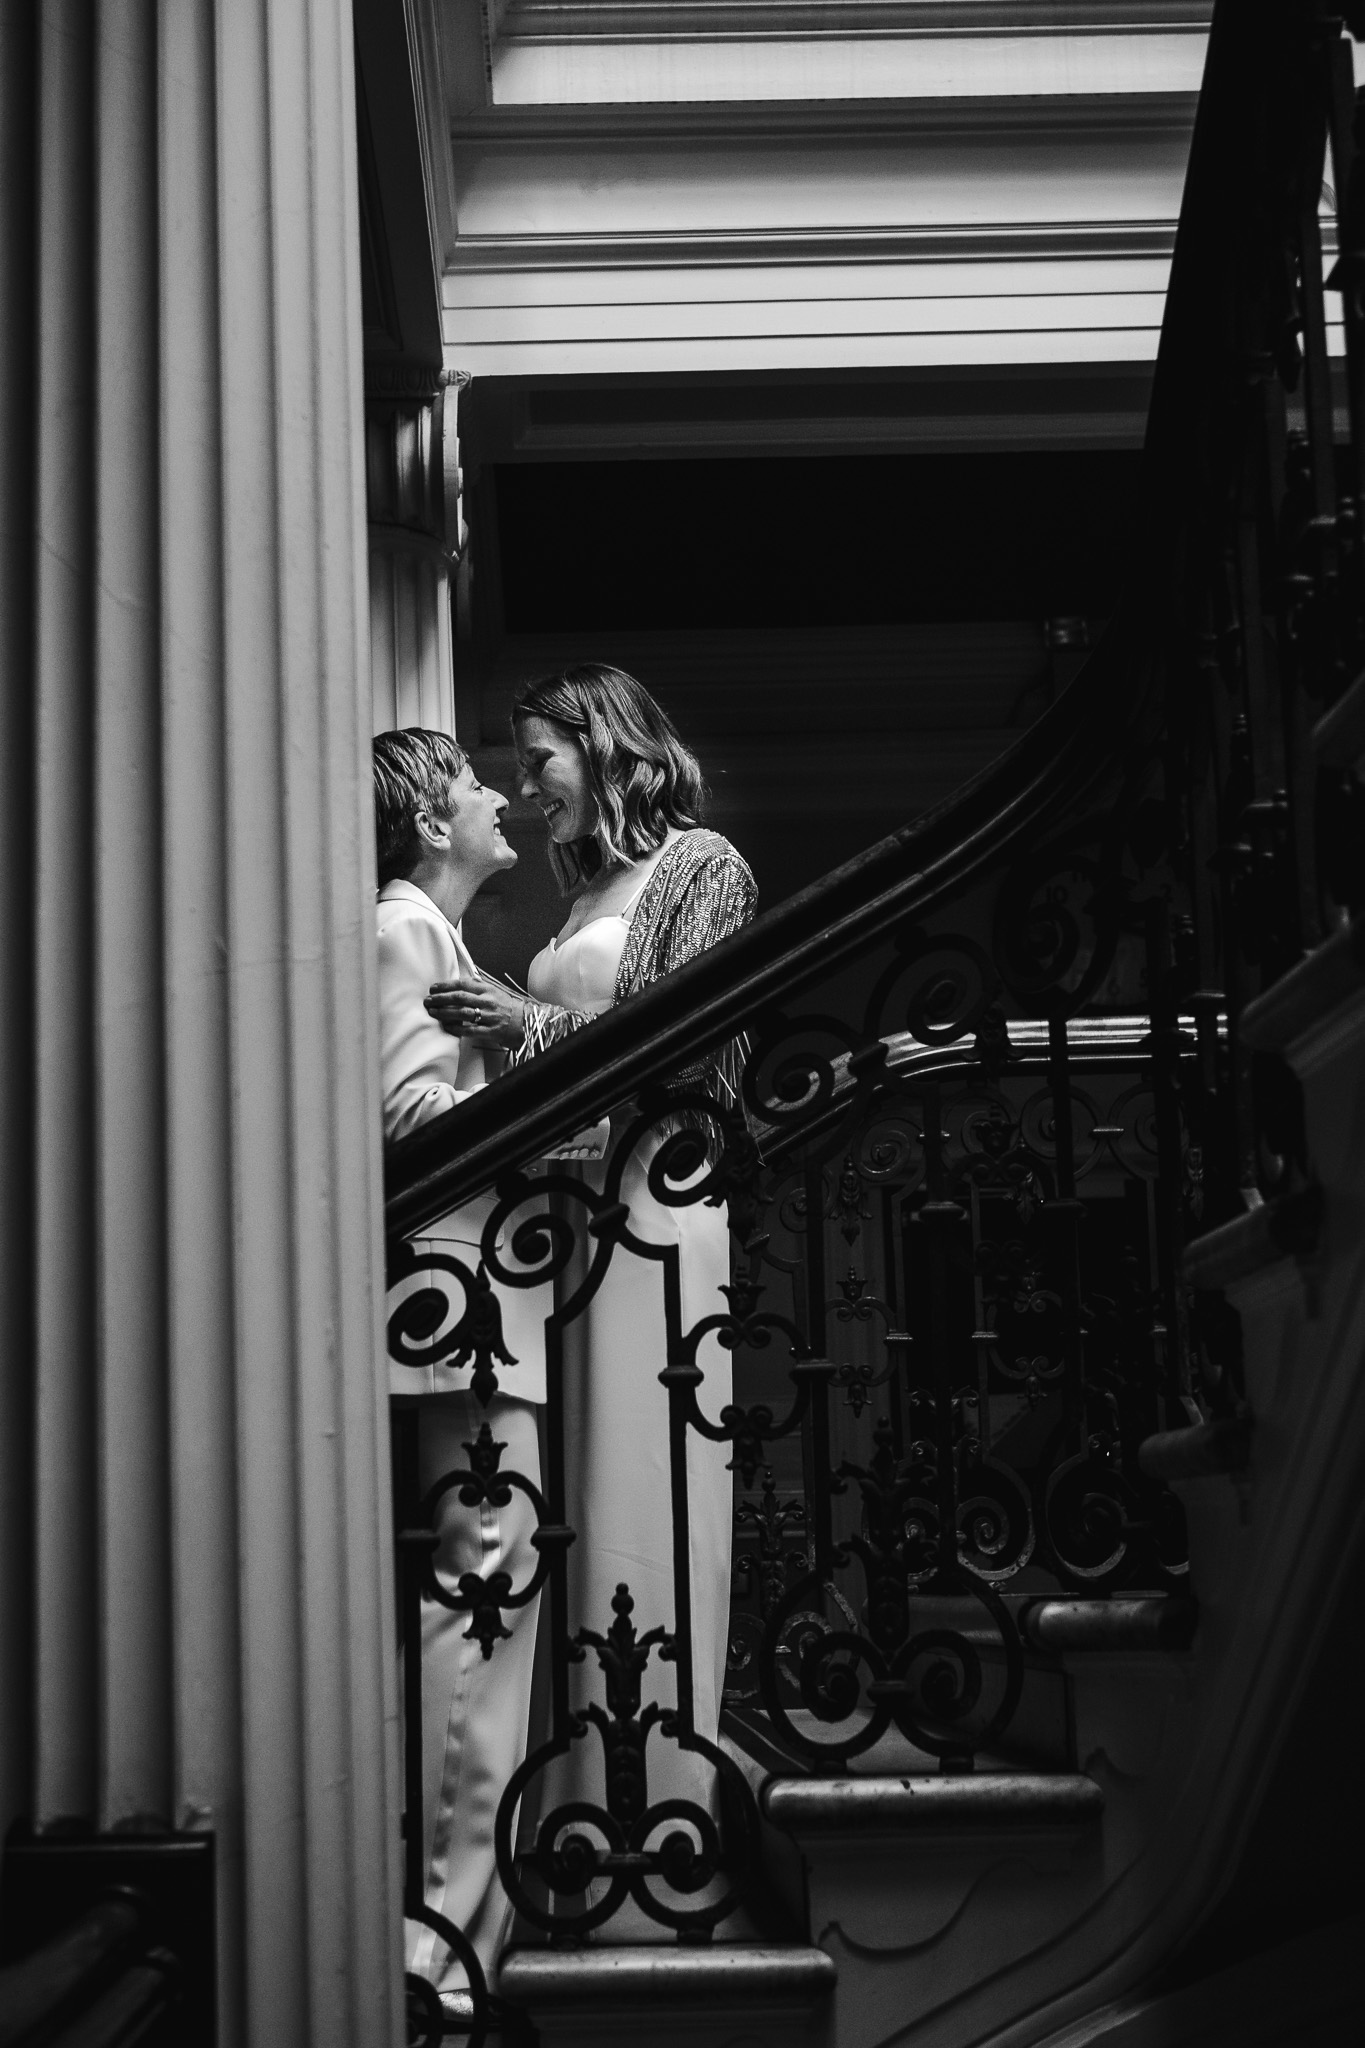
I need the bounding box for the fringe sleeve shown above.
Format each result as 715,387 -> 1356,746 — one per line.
657,847 -> 759,979
505,997 -> 593,1069
656,847 -> 758,1109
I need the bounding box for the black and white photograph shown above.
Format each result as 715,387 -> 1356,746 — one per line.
1,4 -> 1362,2046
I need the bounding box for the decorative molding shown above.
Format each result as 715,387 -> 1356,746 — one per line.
364,364 -> 464,736
448,217 -> 1178,273
354,0 -> 445,362
370,547 -> 458,736
496,1 -> 1212,43
409,0 -> 462,268
363,360 -> 450,398
452,87 -> 1199,143
364,393 -> 446,536
363,360 -> 468,398
367,521 -> 458,564
458,365 -> 1154,458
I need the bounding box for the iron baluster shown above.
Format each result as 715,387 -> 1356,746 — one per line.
1326,36 -> 1365,624
391,1396 -> 493,2047
800,1158 -> 837,1582
1143,905 -> 1190,1416
1044,1015 -> 1086,1448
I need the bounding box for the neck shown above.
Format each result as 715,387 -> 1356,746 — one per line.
404,859 -> 481,927
581,824 -> 681,894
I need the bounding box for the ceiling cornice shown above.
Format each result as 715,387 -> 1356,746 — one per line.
450,87 -> 1198,144
494,2 -> 1212,43
447,217 -> 1178,272
354,0 -> 445,368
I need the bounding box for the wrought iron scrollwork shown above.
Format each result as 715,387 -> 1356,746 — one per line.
495,1581 -> 759,1942
391,965 -> 1204,2012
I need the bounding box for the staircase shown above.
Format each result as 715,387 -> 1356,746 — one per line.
383,5 -> 1365,2045
501,952 -> 1365,2048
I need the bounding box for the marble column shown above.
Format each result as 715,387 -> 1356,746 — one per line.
0,4 -> 401,2044
367,367 -> 467,735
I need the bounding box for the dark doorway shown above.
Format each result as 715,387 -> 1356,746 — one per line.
496,451 -> 1140,633
461,447 -> 1141,982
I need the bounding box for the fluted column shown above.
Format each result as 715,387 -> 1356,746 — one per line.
367,367 -> 466,735
0,0 -> 38,1858
0,5 -> 401,2044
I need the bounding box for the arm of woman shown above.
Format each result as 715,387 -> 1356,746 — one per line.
647,844 -> 758,1107
656,844 -> 758,976
424,977 -> 592,1060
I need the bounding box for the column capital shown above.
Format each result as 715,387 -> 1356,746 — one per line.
364,375 -> 465,558
363,361 -> 467,401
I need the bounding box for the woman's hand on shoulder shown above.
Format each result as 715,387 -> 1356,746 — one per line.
425,976 -> 527,1051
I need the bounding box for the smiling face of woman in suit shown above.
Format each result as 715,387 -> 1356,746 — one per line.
515,715 -> 600,846
439,761 -> 518,887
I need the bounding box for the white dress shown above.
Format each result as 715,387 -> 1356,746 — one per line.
527,894 -> 734,1826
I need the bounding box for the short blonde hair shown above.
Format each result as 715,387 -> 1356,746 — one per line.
372,729 -> 468,886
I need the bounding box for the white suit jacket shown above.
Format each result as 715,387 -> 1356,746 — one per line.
378,879 -> 548,1402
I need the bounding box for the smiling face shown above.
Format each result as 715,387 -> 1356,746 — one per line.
435,761 -> 517,885
515,714 -> 599,845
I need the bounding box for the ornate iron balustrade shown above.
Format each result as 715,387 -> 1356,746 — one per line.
389,1000 -> 1197,2037
385,1 -> 1365,2032
719,1015 -> 1194,1770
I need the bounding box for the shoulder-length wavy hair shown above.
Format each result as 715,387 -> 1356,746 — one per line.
512,664 -> 705,891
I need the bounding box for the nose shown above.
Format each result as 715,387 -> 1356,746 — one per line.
517,765 -> 537,801
492,787 -> 508,815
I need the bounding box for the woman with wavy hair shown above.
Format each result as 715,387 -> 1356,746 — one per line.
514,663 -> 754,1053
427,663 -> 756,1848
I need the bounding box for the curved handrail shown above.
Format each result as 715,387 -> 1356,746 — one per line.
385,0 -> 1241,1245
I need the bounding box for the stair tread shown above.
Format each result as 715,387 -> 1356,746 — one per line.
1021,1593 -> 1197,1651
499,1943 -> 836,2000
763,1769 -> 1103,1831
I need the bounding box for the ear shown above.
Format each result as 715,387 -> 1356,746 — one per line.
413,806 -> 451,853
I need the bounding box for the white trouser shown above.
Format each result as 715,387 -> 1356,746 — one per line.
405,1393 -> 542,1992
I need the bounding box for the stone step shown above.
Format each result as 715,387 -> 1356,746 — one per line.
762,1771 -> 1104,2048
499,1942 -> 836,2048
764,1769 -> 1103,1842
